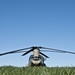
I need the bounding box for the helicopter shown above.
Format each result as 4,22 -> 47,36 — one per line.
0,46 -> 75,66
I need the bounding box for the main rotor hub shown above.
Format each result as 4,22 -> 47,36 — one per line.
32,46 -> 41,49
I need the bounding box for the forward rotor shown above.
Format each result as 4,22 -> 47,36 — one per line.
0,46 -> 75,57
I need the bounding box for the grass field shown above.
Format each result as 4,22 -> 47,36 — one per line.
0,66 -> 75,75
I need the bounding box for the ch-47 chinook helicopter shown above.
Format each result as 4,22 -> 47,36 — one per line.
0,46 -> 75,66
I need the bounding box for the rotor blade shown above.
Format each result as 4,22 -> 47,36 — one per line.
13,51 -> 29,53
40,47 -> 75,54
40,50 -> 62,52
22,49 -> 33,56
40,50 -> 72,53
0,47 -> 32,56
39,52 -> 49,58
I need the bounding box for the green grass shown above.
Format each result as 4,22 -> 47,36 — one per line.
0,66 -> 75,75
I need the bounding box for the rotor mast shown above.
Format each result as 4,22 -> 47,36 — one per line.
33,47 -> 40,57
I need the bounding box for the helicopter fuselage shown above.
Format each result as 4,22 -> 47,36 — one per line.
28,55 -> 46,66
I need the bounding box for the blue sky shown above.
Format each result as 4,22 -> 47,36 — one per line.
0,0 -> 75,67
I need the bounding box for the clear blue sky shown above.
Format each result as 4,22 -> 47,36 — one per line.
0,0 -> 75,67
